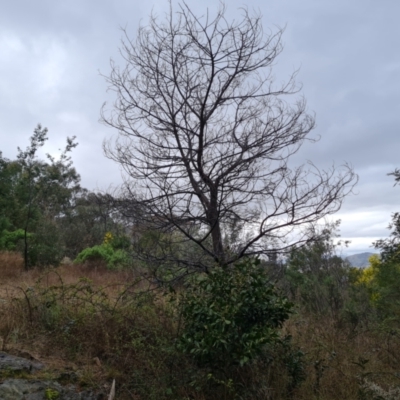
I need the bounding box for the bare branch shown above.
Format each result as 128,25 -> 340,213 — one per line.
101,2 -> 357,270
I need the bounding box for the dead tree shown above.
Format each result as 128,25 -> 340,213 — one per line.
102,2 -> 357,271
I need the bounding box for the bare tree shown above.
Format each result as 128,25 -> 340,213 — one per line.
102,2 -> 357,271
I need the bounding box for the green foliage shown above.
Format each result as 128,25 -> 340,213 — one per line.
279,335 -> 307,395
0,158 -> 25,230
177,258 -> 293,372
0,125 -> 83,267
58,192 -> 121,259
134,228 -> 199,284
0,229 -> 27,251
137,230 -> 179,260
45,388 -> 60,400
362,173 -> 400,328
74,243 -> 131,270
0,127 -> 128,267
353,255 -> 400,327
285,221 -> 350,317
374,212 -> 400,264
27,220 -> 64,267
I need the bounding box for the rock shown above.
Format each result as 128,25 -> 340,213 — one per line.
60,257 -> 73,266
0,352 -> 44,373
0,352 -> 105,399
0,379 -> 102,400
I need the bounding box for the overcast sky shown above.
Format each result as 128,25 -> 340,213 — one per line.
1,0 -> 399,255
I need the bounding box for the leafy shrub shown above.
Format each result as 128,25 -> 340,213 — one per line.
177,258 -> 293,372
0,229 -> 27,251
74,243 -> 131,269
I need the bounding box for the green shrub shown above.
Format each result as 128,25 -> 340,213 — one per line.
177,258 -> 293,372
0,229 -> 27,251
74,243 -> 131,269
28,221 -> 64,267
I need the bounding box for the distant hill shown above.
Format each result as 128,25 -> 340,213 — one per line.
345,252 -> 378,268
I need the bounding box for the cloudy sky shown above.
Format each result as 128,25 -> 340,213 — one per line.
1,0 -> 399,255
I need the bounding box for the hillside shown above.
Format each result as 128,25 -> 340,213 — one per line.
345,252 -> 378,268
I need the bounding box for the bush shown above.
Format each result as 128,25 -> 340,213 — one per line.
74,243 -> 131,270
0,229 -> 27,251
354,254 -> 400,327
177,258 -> 293,372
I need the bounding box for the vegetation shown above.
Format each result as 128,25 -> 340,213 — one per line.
74,232 -> 132,269
284,221 -> 350,318
0,163 -> 398,398
0,3 -> 399,400
178,259 -> 293,371
0,127 -> 125,269
1,232 -> 400,399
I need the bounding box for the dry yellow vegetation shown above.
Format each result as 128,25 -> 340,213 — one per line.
0,252 -> 399,399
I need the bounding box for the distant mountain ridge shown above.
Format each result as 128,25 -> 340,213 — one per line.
345,252 -> 378,268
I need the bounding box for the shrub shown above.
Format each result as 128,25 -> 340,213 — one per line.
354,254 -> 400,327
0,229 -> 28,251
177,258 -> 293,372
74,243 -> 131,270
104,231 -> 131,250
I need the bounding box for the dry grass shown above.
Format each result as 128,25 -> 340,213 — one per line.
281,311 -> 400,400
1,251 -> 400,399
1,258 -> 138,287
0,251 -> 24,280
0,256 -> 151,300
0,254 -> 179,399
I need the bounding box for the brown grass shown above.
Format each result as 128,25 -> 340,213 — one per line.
0,256 -> 150,298
0,256 -> 194,398
1,251 -> 400,399
279,311 -> 400,400
0,251 -> 24,280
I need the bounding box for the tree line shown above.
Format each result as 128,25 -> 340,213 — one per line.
0,126 -> 122,269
